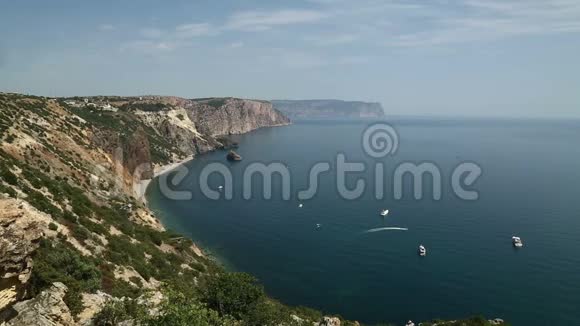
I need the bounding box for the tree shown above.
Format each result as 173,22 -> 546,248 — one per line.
144,288 -> 237,326
200,272 -> 265,319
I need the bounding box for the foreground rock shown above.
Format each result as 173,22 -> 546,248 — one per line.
0,198 -> 50,312
5,282 -> 73,326
317,316 -> 342,326
226,150 -> 242,161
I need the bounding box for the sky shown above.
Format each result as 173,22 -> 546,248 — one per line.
0,0 -> 579,118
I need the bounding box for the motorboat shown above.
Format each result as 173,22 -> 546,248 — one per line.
316,223 -> 322,229
512,236 -> 523,248
298,203 -> 303,208
380,209 -> 389,216
418,245 -> 427,256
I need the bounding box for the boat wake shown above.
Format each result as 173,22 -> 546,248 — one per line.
363,227 -> 408,233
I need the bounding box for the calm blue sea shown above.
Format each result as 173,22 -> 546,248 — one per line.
147,118 -> 580,326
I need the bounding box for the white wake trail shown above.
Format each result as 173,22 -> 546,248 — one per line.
363,227 -> 409,233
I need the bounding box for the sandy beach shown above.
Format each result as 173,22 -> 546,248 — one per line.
134,156 -> 195,203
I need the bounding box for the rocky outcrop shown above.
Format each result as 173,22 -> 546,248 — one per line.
317,316 -> 342,326
272,99 -> 384,120
77,291 -> 113,325
0,199 -> 50,313
186,98 -> 290,137
226,150 -> 242,161
123,127 -> 154,180
5,282 -> 74,326
125,97 -> 289,171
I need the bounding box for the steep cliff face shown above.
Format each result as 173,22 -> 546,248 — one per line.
272,99 -> 385,120
122,97 -> 289,160
58,95 -> 290,184
186,98 -> 290,136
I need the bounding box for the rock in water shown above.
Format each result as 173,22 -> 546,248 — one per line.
226,150 -> 242,161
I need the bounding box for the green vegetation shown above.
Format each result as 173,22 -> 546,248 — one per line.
29,239 -> 102,316
191,97 -> 230,109
92,299 -> 147,326
120,102 -> 168,112
143,288 -> 237,326
200,272 -> 264,319
48,222 -> 58,231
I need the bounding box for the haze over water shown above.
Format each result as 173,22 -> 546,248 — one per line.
148,118 -> 580,325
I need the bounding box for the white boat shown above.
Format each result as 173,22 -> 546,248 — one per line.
512,236 -> 523,248
418,245 -> 427,256
406,321 -> 415,326
380,209 -> 389,216
298,203 -> 303,208
316,223 -> 322,229
218,185 -> 223,190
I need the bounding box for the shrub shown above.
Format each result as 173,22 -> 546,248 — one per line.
48,222 -> 58,231
0,183 -> 16,198
0,167 -> 18,185
93,300 -> 146,326
143,288 -> 236,326
200,272 -> 265,319
29,239 -> 101,316
109,279 -> 142,299
243,299 -> 292,326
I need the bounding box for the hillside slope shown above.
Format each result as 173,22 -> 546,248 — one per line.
0,93 -> 298,325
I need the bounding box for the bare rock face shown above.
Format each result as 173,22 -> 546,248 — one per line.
129,97 -> 289,165
317,316 -> 342,326
6,282 -> 74,326
77,291 -> 114,325
186,98 -> 290,137
123,127 -> 154,180
226,150 -> 242,161
0,199 -> 50,312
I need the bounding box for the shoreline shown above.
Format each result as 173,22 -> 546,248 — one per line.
134,155 -> 195,204
134,123 -> 292,204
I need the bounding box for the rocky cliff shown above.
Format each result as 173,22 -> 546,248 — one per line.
272,99 -> 385,120
0,92 -> 296,325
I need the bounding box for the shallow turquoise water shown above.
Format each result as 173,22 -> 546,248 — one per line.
148,118 -> 580,325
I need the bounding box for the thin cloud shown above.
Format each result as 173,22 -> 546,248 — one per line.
305,33 -> 359,46
175,23 -> 214,38
225,9 -> 328,31
140,28 -> 163,39
120,40 -> 181,54
386,0 -> 580,47
229,41 -> 244,48
97,24 -> 115,32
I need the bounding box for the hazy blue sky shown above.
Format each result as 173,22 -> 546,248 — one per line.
1,0 -> 579,117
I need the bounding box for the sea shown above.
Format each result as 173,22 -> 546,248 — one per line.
147,118 -> 580,325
